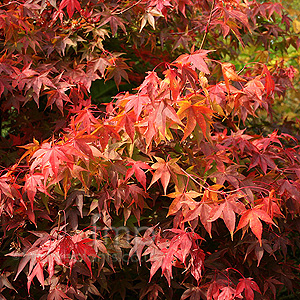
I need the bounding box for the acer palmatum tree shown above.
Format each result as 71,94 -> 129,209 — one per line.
0,0 -> 299,299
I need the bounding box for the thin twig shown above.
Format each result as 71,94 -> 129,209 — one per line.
200,0 -> 216,49
180,167 -> 271,196
113,0 -> 143,15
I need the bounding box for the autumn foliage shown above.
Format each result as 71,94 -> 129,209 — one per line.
0,0 -> 300,299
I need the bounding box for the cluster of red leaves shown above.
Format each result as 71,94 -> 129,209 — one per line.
0,46 -> 298,299
0,0 -> 300,300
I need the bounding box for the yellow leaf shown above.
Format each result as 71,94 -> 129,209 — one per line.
293,19 -> 300,33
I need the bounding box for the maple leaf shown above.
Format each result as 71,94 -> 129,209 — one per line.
59,0 -> 81,18
24,173 -> 49,210
244,238 -> 274,267
236,206 -> 275,246
256,189 -> 283,219
24,71 -> 56,105
207,279 -> 235,300
30,142 -> 73,177
223,7 -> 250,31
48,288 -> 71,300
125,160 -> 151,190
12,235 -> 61,292
248,151 -> 278,174
110,110 -> 136,141
243,77 -> 265,108
210,165 -> 245,189
64,132 -> 98,160
167,190 -> 200,217
261,64 -> 275,98
179,64 -> 199,91
87,57 -> 111,78
13,64 -> 38,90
27,261 -> 44,292
189,248 -> 205,283
175,49 -> 211,74
106,58 -> 130,88
177,97 -> 214,140
208,195 -> 245,240
45,80 -> 72,114
208,83 -> 228,108
235,278 -> 261,300
0,175 -> 13,201
0,272 -> 17,294
221,63 -> 246,92
140,9 -> 163,32
152,98 -> 183,136
71,235 -> 97,275
71,106 -> 99,134
263,277 -> 283,299
183,199 -> 213,237
149,157 -> 184,195
144,229 -> 204,287
252,131 -> 282,152
181,285 -> 203,300
139,283 -> 164,300
117,92 -> 151,119
128,226 -> 156,265
91,121 -> 120,151
163,68 -> 183,101
139,71 -> 161,102
217,286 -> 236,300
174,0 -> 193,17
99,14 -> 127,36
126,184 -> 148,213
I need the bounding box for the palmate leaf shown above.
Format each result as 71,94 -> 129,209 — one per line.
30,142 -> 73,177
149,157 -> 184,195
125,160 -> 151,190
24,173 -> 49,210
1,0 -> 299,298
48,288 -> 70,300
236,206 -> 275,246
167,190 -> 200,217
59,0 -> 81,18
177,97 -> 213,140
144,229 -> 204,287
208,195 -> 245,240
175,49 -> 211,74
236,278 -> 261,300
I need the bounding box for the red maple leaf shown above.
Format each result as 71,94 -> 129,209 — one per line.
30,142 -> 73,177
163,68 -> 183,101
139,71 -> 160,102
110,110 -> 136,141
59,0 -> 81,18
236,206 -> 275,246
175,49 -> 211,74
128,226 -> 156,265
147,98 -> 183,138
217,286 -> 236,300
149,157 -> 184,195
48,288 -> 70,300
236,278 -> 261,300
24,173 -> 49,209
208,195 -> 245,239
183,199 -> 213,237
125,160 -> 151,190
261,64 -> 275,97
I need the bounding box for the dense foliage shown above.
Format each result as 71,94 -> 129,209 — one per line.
0,0 -> 300,299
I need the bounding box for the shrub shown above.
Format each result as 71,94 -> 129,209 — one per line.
0,0 -> 299,299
